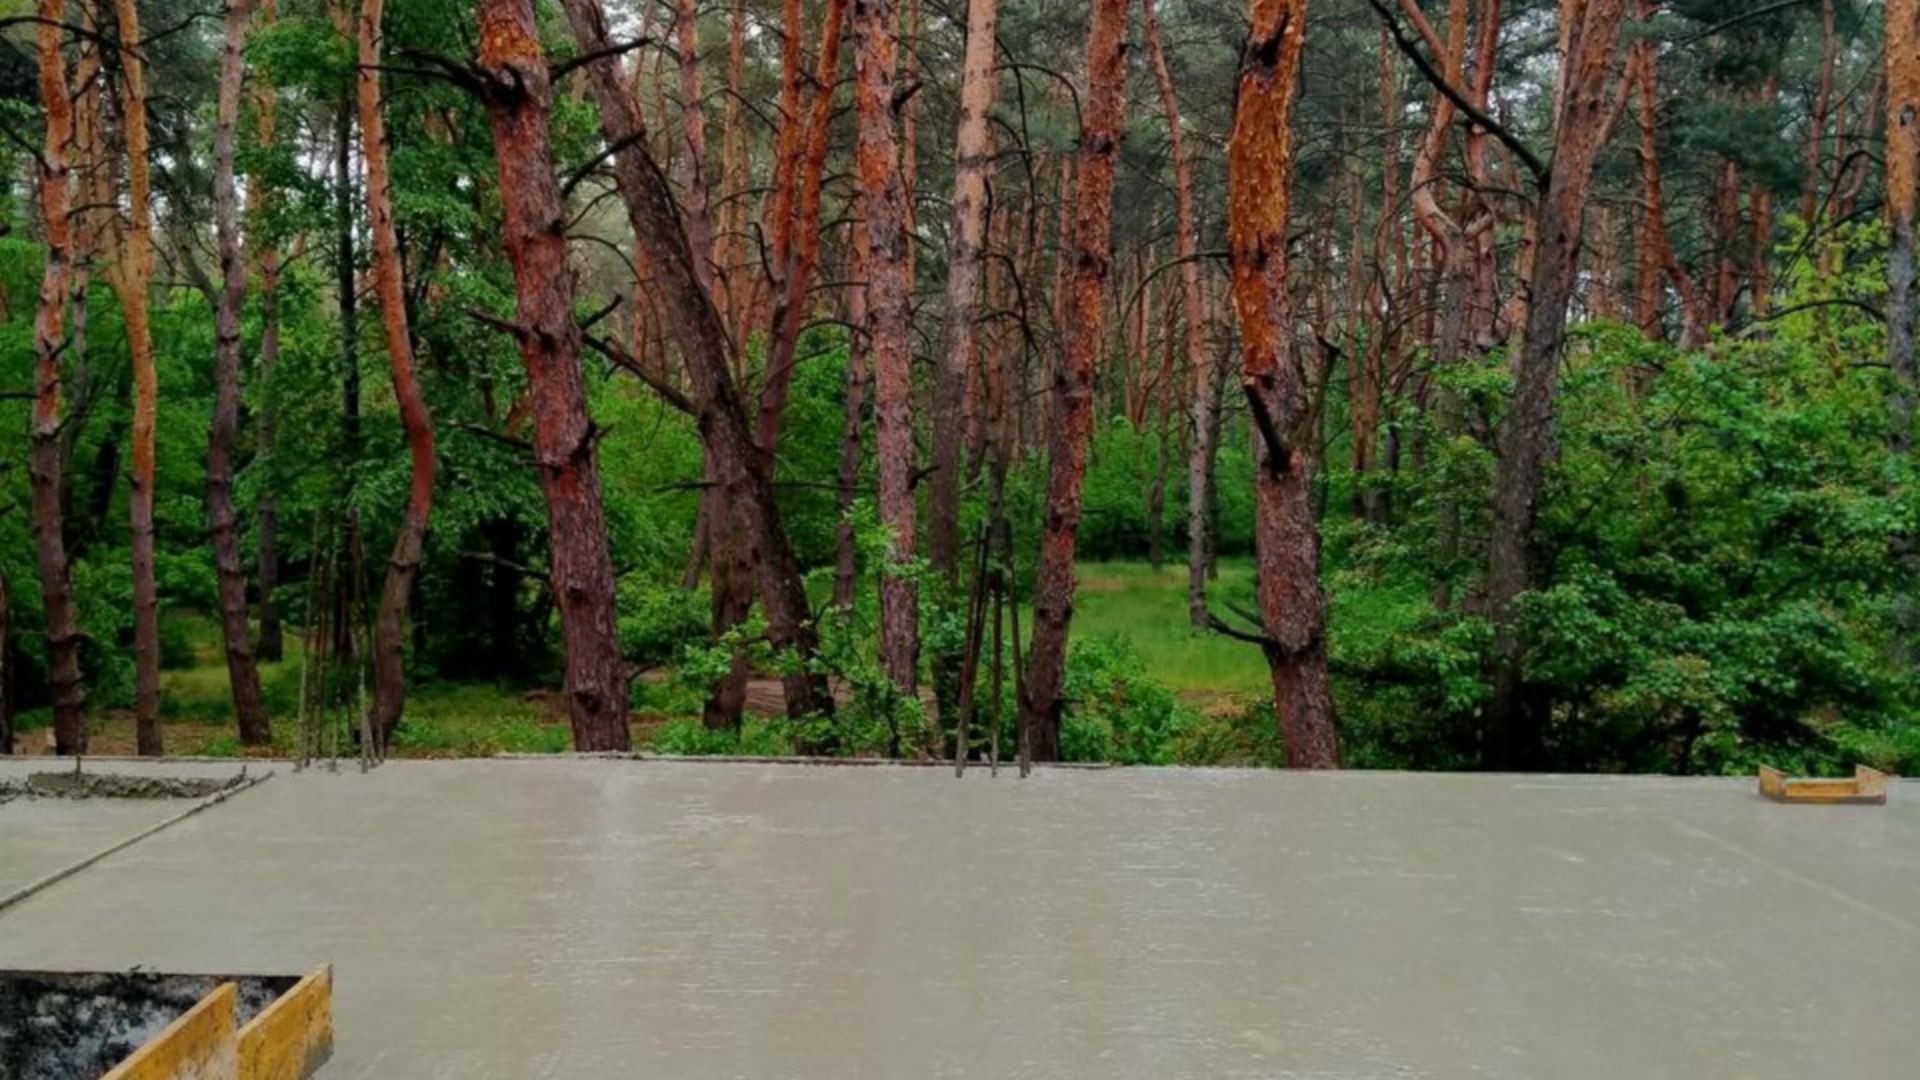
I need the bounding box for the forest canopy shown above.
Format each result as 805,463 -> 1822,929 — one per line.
1,0 -> 1916,776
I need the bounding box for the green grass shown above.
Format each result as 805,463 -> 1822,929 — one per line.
1065,559 -> 1270,698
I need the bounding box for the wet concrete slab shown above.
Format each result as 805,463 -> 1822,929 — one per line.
0,760 -> 1914,1079
0,759 -> 257,900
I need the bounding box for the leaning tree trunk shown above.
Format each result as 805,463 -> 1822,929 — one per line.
108,0 -> 162,755
1484,0 -> 1626,768
1018,0 -> 1131,762
558,0 -> 836,724
1887,0 -> 1920,664
477,0 -> 631,751
853,0 -> 920,693
928,0 -> 1000,705
1230,0 -> 1337,769
360,0 -> 438,747
210,0 -> 272,746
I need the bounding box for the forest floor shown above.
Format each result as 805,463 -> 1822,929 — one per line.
13,561 -> 1275,758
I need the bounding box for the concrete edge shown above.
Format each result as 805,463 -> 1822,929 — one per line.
0,772 -> 274,919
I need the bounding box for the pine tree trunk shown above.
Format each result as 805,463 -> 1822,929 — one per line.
1485,0 -> 1626,767
835,226 -> 872,610
102,0 -> 162,754
360,0 -> 438,747
929,0 -> 1000,712
211,0 -> 272,746
1230,0 -> 1337,769
29,0 -> 84,754
854,0 -> 921,694
1886,0 -> 1920,664
477,0 -> 631,751
1019,0 -> 1130,761
557,0 -> 836,724
674,0 -> 716,287
253,0 -> 284,665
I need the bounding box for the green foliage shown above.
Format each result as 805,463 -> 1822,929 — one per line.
1059,636 -> 1199,765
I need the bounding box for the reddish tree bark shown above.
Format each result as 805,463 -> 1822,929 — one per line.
1019,0 -> 1130,761
252,0 -> 285,665
757,0 -> 850,458
1484,0 -> 1627,766
477,0 -> 630,750
674,0 -> 716,287
30,0 -> 86,755
103,0 -> 162,755
853,0 -> 921,693
211,0 -> 272,746
1230,0 -> 1337,769
361,0 -> 439,746
557,0 -> 836,723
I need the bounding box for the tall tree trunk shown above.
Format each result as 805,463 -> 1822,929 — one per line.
360,0 -> 439,746
1484,0 -> 1626,767
1230,0 -> 1337,769
253,0 -> 285,664
331,87 -> 361,666
557,0 -> 835,723
834,225 -> 872,610
929,0 -> 999,711
477,0 -> 631,751
1018,0 -> 1130,761
854,0 -> 921,694
1143,0 -> 1213,627
211,0 -> 272,746
757,0 -> 850,457
1887,0 -> 1920,663
674,0 -> 716,286
30,0 -> 86,754
105,0 -> 162,755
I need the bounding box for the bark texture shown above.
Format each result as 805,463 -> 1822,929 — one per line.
1887,0 -> 1920,663
252,0 -> 285,664
556,0 -> 836,723
108,0 -> 161,755
1230,0 -> 1338,769
1484,0 -> 1627,767
478,0 -> 630,751
1018,0 -> 1130,761
854,0 -> 921,692
30,0 -> 86,754
211,0 -> 272,746
361,0 -> 439,746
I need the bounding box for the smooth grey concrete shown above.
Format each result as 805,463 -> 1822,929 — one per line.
0,759 -> 254,900
0,760 -> 1914,1079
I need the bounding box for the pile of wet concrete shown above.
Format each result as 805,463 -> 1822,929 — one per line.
0,970 -> 296,1079
0,771 -> 245,803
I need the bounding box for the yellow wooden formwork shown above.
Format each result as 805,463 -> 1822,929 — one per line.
98,966 -> 332,1080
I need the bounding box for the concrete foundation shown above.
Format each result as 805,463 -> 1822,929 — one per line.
0,759 -> 1913,1078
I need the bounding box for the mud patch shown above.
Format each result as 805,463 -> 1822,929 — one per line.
0,970 -> 295,1080
0,771 -> 247,802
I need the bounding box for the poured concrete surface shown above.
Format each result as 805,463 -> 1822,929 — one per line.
0,760 -> 1914,1078
0,759 -> 252,899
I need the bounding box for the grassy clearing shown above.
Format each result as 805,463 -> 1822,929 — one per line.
27,560 -> 1277,758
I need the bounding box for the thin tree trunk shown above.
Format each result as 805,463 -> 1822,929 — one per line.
854,0 -> 921,694
1887,0 -> 1920,663
253,0 -> 285,664
30,0 -> 85,754
1019,0 -> 1130,761
757,0 -> 850,458
477,0 -> 631,751
675,0 -> 716,286
929,0 -> 1000,711
1143,0 -> 1213,626
104,0 -> 162,755
1484,0 -> 1627,768
1230,0 -> 1337,769
834,225 -> 872,609
557,0 -> 836,724
361,0 -> 439,746
211,0 -> 272,746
